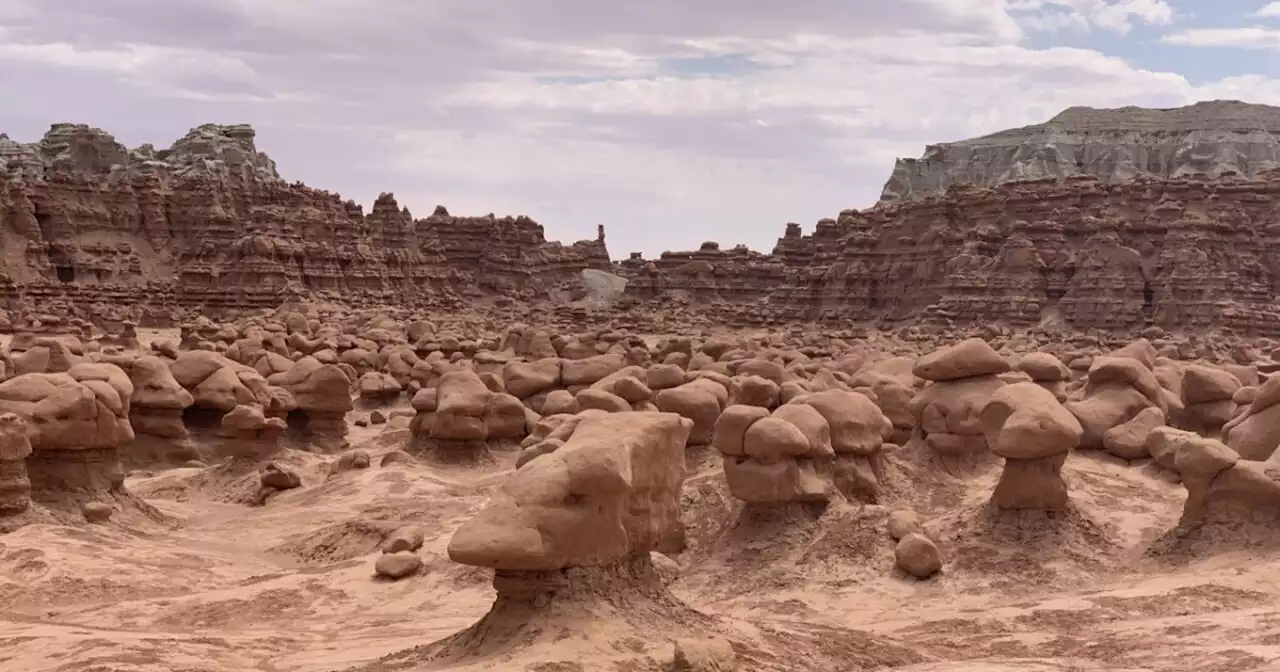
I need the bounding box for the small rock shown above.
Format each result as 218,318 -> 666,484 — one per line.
895,533 -> 942,579
261,463 -> 302,490
370,410 -> 387,425
382,525 -> 425,553
374,551 -> 423,579
182,460 -> 208,469
81,501 -> 113,523
651,551 -> 680,587
354,417 -> 369,427
380,450 -> 415,467
672,636 -> 737,671
886,510 -> 921,541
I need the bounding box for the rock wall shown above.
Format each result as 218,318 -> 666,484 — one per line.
880,100 -> 1280,202
0,123 -> 611,319
620,170 -> 1280,335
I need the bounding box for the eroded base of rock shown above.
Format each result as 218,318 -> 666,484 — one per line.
419,553 -> 711,663
409,436 -> 508,465
991,453 -> 1069,510
285,410 -> 349,453
0,460 -> 31,516
1150,460 -> 1280,558
26,448 -> 126,498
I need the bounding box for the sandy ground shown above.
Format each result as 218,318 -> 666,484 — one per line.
2,411 -> 1280,672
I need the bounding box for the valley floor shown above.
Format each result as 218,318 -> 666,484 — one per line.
1,421 -> 1279,672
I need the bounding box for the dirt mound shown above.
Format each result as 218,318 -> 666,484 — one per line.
933,501 -> 1124,587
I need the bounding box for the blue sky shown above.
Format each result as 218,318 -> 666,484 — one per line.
2,0 -> 1279,257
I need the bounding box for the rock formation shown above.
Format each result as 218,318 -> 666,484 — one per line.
0,413 -> 32,516
0,123 -> 610,317
433,412 -> 701,661
1066,344 -> 1168,456
218,404 -> 287,461
981,382 -> 1083,510
621,104 -> 1280,334
409,369 -> 527,463
910,338 -> 1009,465
880,101 -> 1280,202
265,357 -> 352,452
1151,427 -> 1280,555
0,365 -> 135,511
106,354 -> 198,467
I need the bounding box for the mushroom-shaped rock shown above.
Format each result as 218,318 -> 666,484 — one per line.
789,389 -> 891,502
910,366 -> 1006,463
115,355 -> 198,467
267,357 -> 353,452
0,368 -> 135,505
411,369 -> 529,463
448,411 -> 692,570
654,382 -> 724,445
980,382 -> 1082,510
218,404 -> 288,460
1147,430 -> 1280,555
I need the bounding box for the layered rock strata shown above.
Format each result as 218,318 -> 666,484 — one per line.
0,123 -> 611,316
622,105 -> 1280,334
880,100 -> 1280,202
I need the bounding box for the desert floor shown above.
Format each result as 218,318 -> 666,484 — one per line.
1,412 -> 1279,672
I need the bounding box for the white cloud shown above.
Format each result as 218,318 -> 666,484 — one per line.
0,0 -> 1270,257
1162,26 -> 1280,49
1011,0 -> 1175,34
1257,1 -> 1280,18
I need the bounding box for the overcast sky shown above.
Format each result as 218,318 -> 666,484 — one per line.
2,0 -> 1279,258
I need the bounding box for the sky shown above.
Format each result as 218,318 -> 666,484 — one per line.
1,1 -> 1279,258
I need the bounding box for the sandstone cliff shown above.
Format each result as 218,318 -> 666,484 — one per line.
621,170 -> 1280,334
880,100 -> 1280,202
0,123 -> 610,319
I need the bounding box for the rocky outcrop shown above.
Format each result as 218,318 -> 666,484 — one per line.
433,412 -> 700,660
0,123 -> 610,317
409,369 -> 527,463
880,101 -> 1280,202
621,104 -> 1280,334
0,413 -> 32,516
0,366 -> 134,508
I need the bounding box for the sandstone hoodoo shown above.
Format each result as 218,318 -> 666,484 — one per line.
409,369 -> 528,463
981,382 -> 1083,510
428,412 -> 709,662
910,338 -> 1009,470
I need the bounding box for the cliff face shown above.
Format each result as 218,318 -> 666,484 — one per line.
0,123 -> 610,318
880,100 -> 1280,202
621,171 -> 1280,335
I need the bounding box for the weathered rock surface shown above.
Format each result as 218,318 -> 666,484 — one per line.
880,101 -> 1280,201
620,103 -> 1280,333
0,123 -> 611,317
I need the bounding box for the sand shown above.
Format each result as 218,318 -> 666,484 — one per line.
3,403 -> 1280,670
